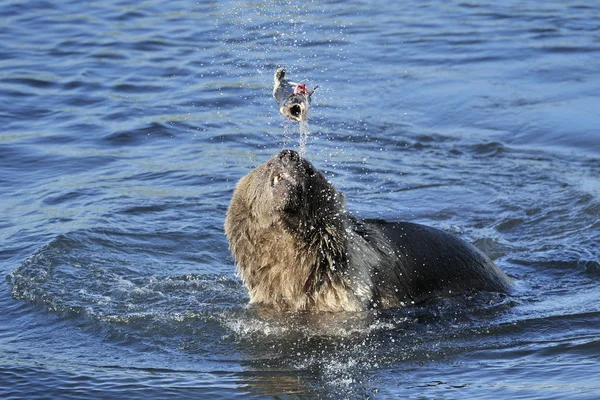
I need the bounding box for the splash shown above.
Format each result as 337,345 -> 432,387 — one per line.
299,120 -> 310,158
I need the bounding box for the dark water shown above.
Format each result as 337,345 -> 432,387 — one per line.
2,0 -> 600,398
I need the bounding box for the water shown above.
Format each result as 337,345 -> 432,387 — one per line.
1,0 -> 599,398
298,121 -> 310,157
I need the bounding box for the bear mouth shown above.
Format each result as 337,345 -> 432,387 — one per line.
267,150 -> 320,188
270,171 -> 301,213
271,171 -> 296,188
267,150 -> 308,210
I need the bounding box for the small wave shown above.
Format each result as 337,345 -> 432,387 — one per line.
9,229 -> 245,332
2,77 -> 56,89
469,141 -> 506,157
100,122 -> 175,146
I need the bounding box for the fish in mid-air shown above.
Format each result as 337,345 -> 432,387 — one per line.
272,68 -> 317,122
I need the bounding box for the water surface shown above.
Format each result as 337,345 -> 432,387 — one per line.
1,0 -> 600,399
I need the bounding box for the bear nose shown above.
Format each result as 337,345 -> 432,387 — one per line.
278,149 -> 300,163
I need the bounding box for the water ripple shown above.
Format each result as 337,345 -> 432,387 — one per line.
2,0 -> 600,398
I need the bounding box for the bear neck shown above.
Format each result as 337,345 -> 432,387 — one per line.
239,211 -> 351,311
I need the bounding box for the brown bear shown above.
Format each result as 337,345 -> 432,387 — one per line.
225,150 -> 511,312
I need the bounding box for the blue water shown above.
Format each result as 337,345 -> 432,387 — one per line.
2,0 -> 600,398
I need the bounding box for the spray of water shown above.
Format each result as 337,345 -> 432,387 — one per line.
280,120 -> 310,157
298,120 -> 310,158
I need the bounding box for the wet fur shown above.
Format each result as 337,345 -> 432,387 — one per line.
225,150 -> 511,312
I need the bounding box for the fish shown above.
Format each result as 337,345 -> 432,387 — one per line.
272,68 -> 317,122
